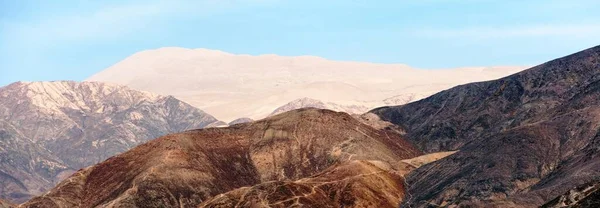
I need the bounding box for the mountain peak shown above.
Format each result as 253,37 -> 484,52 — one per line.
0,81 -> 223,203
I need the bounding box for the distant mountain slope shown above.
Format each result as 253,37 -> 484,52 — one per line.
21,109 -> 421,207
371,45 -> 600,207
0,81 -> 223,203
227,117 -> 253,125
269,97 -> 369,117
86,47 -> 525,121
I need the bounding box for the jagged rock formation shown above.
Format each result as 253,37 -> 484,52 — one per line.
269,97 -> 369,117
87,47 -> 525,121
21,109 -> 421,207
542,180 -> 600,208
0,81 -> 223,203
228,117 -> 254,125
371,45 -> 600,207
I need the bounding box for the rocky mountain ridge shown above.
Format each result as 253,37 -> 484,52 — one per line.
0,81 -> 223,203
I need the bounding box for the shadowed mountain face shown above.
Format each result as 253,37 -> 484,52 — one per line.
269,97 -> 370,117
0,81 -> 223,203
21,109 -> 421,207
0,121 -> 69,203
371,45 -> 600,207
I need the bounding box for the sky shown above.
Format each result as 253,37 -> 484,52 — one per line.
1,0 -> 600,87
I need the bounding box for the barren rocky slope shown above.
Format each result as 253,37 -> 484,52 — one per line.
0,121 -> 69,203
0,81 -> 223,203
21,109 -> 421,207
198,160 -> 408,208
199,151 -> 456,208
371,45 -> 600,207
87,47 -> 525,121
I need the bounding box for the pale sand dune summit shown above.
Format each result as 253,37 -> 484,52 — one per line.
87,47 -> 527,121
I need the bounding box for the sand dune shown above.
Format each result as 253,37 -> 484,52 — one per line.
87,47 -> 526,121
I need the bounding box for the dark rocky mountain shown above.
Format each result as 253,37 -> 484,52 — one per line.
371,45 -> 600,207
21,108 -> 421,207
0,81 -> 224,203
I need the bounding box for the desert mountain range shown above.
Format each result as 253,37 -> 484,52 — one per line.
87,47 -> 526,122
2,45 -> 600,207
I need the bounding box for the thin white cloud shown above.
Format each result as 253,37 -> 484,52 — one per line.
413,24 -> 600,39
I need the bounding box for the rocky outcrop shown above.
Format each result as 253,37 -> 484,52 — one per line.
371,45 -> 600,207
0,81 -> 222,203
542,180 -> 600,208
21,108 -> 421,207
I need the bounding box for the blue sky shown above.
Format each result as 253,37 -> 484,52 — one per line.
1,0 -> 600,86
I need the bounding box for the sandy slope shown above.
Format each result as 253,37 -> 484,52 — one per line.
87,47 -> 526,121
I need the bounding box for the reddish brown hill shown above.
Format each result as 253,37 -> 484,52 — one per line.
199,160 -> 408,208
21,108 -> 420,207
